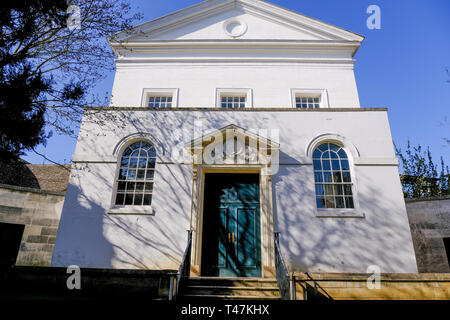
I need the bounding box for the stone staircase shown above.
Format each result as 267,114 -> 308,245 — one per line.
180,277 -> 281,300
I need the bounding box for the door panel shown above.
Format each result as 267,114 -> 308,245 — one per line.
201,173 -> 261,277
217,207 -> 228,268
236,207 -> 257,267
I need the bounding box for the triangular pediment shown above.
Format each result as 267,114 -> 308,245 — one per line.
185,124 -> 280,167
111,0 -> 363,43
186,124 -> 279,150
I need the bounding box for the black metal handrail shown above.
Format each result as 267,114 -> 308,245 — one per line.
170,230 -> 193,300
274,232 -> 291,300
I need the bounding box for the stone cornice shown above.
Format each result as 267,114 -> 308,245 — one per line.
84,107 -> 388,112
117,39 -> 362,45
0,183 -> 65,196
112,40 -> 360,63
405,195 -> 450,203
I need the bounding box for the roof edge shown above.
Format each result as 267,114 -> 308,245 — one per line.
108,0 -> 364,45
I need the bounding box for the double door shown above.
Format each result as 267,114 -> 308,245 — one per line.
201,173 -> 261,277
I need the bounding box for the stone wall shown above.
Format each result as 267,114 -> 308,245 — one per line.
0,185 -> 65,266
293,273 -> 450,300
406,196 -> 450,273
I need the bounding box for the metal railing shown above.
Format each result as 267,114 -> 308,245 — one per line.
274,232 -> 292,300
169,230 -> 193,300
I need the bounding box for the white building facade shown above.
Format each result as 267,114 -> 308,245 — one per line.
52,0 -> 418,276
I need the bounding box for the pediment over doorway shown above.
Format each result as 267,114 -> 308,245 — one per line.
185,124 -> 280,167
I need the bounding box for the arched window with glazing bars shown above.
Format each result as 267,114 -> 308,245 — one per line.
313,143 -> 354,209
115,141 -> 156,206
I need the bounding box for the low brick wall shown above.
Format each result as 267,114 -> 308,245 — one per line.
0,266 -> 177,300
293,273 -> 450,300
0,185 -> 65,266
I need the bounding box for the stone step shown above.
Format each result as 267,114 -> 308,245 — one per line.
185,277 -> 279,288
180,277 -> 281,300
184,285 -> 280,297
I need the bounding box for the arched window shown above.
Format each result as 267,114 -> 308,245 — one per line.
115,141 -> 156,206
313,143 -> 354,209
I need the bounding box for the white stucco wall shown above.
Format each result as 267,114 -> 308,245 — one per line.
275,164 -> 416,273
53,0 -> 416,273
52,160 -> 192,269
147,9 -> 323,41
109,2 -> 362,109
52,109 -> 418,273
110,65 -> 360,108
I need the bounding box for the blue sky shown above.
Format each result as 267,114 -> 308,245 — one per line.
23,0 -> 450,168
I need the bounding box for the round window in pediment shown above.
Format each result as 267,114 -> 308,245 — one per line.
223,18 -> 248,38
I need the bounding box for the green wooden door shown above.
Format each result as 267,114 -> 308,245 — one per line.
201,173 -> 261,277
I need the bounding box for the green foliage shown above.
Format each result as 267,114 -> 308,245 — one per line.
0,64 -> 48,160
396,141 -> 449,198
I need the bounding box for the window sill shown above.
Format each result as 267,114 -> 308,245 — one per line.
107,206 -> 153,215
316,209 -> 365,218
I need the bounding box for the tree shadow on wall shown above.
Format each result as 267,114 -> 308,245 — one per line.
272,161 -> 416,274
55,140 -> 195,270
296,273 -> 333,301
73,108 -> 280,270
52,181 -> 115,268
75,108 -> 416,276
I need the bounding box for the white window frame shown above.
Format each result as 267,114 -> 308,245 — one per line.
108,139 -> 156,215
306,135 -> 364,218
141,88 -> 179,108
314,144 -> 363,218
215,88 -> 253,108
290,89 -> 329,109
